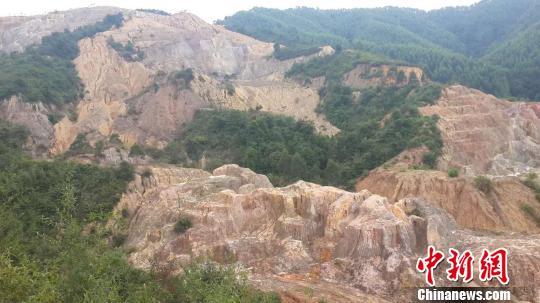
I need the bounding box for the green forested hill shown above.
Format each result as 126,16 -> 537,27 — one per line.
0,119 -> 280,302
218,0 -> 540,100
484,22 -> 540,99
430,0 -> 540,56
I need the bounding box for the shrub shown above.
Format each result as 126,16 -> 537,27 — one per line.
129,144 -> 145,157
67,133 -> 93,155
170,69 -> 195,89
0,119 -> 29,150
174,263 -> 281,302
521,205 -> 540,226
522,173 -> 540,203
474,175 -> 493,194
109,133 -> 122,145
273,45 -> 321,60
67,109 -> 78,122
115,161 -> 135,182
141,169 -> 153,179
225,82 -> 235,95
94,140 -> 104,157
396,70 -> 406,83
523,178 -> 538,190
112,233 -> 127,247
47,112 -> 65,124
174,216 -> 192,234
422,151 -> 438,168
448,168 -> 459,178
107,38 -> 145,62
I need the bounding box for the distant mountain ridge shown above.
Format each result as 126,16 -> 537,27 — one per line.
218,0 -> 540,100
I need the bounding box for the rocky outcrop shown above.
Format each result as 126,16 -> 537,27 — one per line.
43,9 -> 337,154
0,96 -> 54,156
0,7 -> 125,53
420,85 -> 540,176
115,164 -> 428,301
343,64 -> 425,90
114,164 -> 540,302
356,168 -> 540,233
50,34 -> 152,153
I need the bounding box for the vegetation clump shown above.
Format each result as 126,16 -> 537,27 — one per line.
474,175 -> 493,194
273,43 -> 321,60
141,169 -> 153,179
170,68 -> 195,89
157,86 -> 442,189
521,205 -> 540,226
129,144 -> 145,157
135,8 -> 171,15
174,216 -> 193,234
66,133 -> 93,156
522,173 -> 540,203
107,38 -> 145,62
448,168 -> 459,178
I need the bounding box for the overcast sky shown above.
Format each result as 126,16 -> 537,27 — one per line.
2,0 -> 480,22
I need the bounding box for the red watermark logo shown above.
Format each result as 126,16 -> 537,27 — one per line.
416,246 -> 509,286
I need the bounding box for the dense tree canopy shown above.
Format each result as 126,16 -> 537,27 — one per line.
151,80 -> 442,189
219,0 -> 540,100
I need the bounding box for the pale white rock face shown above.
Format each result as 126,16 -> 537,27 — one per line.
0,7 -> 126,53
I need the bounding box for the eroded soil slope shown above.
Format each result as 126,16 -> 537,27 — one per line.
420,85 -> 540,176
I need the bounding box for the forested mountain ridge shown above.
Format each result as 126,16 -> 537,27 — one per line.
218,0 -> 540,100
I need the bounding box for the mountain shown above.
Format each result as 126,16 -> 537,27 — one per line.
218,0 -> 540,100
0,7 -> 337,156
1,4 -> 540,302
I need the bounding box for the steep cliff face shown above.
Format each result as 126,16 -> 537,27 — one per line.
0,96 -> 55,156
420,85 -> 540,176
114,164 -> 540,302
115,164 -> 427,301
356,168 -> 540,233
40,9 -> 337,154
